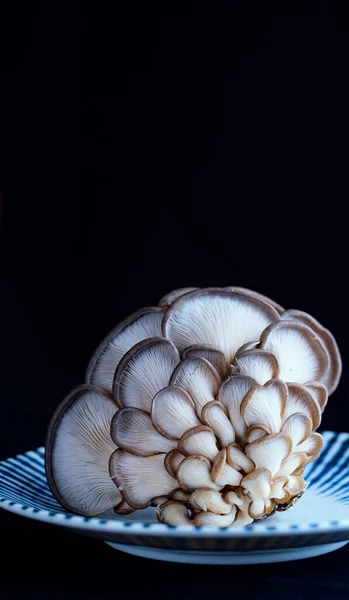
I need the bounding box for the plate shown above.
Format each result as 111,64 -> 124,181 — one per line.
1,430 -> 349,564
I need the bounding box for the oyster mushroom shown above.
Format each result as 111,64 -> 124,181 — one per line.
46,385 -> 121,516
46,286 -> 341,526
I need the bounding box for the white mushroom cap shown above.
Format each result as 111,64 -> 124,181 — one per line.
259,321 -> 329,386
234,349 -> 279,385
46,385 -> 121,516
163,288 -> 280,362
111,407 -> 176,455
170,357 -> 221,416
190,488 -> 232,514
281,309 -> 342,394
109,450 -> 177,509
157,501 -> 192,525
193,507 -> 237,527
158,287 -> 199,309
113,337 -> 179,411
86,307 -> 164,393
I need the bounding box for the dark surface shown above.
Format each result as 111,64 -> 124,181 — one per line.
1,2 -> 349,597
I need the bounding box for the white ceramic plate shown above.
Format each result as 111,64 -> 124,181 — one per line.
1,430 -> 349,564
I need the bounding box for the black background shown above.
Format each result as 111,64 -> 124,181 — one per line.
1,2 -> 349,598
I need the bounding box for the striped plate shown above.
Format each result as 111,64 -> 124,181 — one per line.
1,431 -> 349,564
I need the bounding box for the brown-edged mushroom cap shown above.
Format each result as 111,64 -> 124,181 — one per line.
281,309 -> 342,394
164,449 -> 186,478
46,385 -> 121,517
241,468 -> 271,499
246,433 -> 292,477
177,455 -> 220,491
157,500 -> 192,525
241,379 -> 288,433
109,450 -> 177,509
169,357 -> 221,416
182,344 -> 228,379
211,449 -> 242,487
276,452 -> 307,477
170,489 -> 191,502
259,321 -> 329,386
296,432 -> 324,461
284,383 -> 322,430
163,288 -> 280,362
86,307 -> 163,393
158,287 -> 200,309
113,337 -> 180,411
178,426 -> 219,461
190,488 -> 232,514
304,381 -> 328,412
151,386 -> 200,440
246,425 -> 270,443
193,508 -> 237,527
225,286 -> 284,314
201,401 -> 235,448
111,407 -> 176,456
281,413 -> 312,449
270,477 -> 290,503
234,349 -> 279,386
114,499 -> 136,515
285,475 -> 306,496
218,374 -> 255,444
226,443 -> 254,473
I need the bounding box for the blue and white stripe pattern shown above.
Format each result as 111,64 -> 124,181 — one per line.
0,431 -> 349,553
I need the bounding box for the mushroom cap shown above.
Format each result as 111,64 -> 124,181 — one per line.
86,307 -> 164,393
46,384 -> 121,516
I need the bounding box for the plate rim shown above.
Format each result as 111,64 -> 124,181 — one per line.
1,432 -> 349,540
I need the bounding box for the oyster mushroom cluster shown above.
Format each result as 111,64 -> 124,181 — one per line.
46,287 -> 341,527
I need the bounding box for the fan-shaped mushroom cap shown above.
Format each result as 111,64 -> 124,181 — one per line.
201,401 -> 235,447
270,477 -> 290,503
234,349 -> 279,386
182,344 -> 227,379
276,452 -> 307,477
113,337 -> 180,411
304,381 -> 328,412
111,408 -> 176,456
46,385 -> 121,517
241,379 -> 288,433
246,433 -> 292,477
157,501 -> 192,525
246,426 -> 269,443
226,443 -> 254,473
284,383 -> 321,430
281,309 -> 341,394
259,321 -> 329,386
114,499 -> 136,515
281,413 -> 312,449
178,426 -> 219,461
218,374 -> 255,444
109,450 -> 177,509
86,307 -> 163,393
242,468 -> 272,500
177,455 -> 220,491
163,288 -> 280,362
225,287 -> 284,314
296,432 -> 324,462
193,508 -> 237,527
164,449 -> 186,478
158,287 -> 199,309
170,357 -> 221,416
211,449 -> 242,487
190,488 -> 232,514
151,386 -> 200,440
